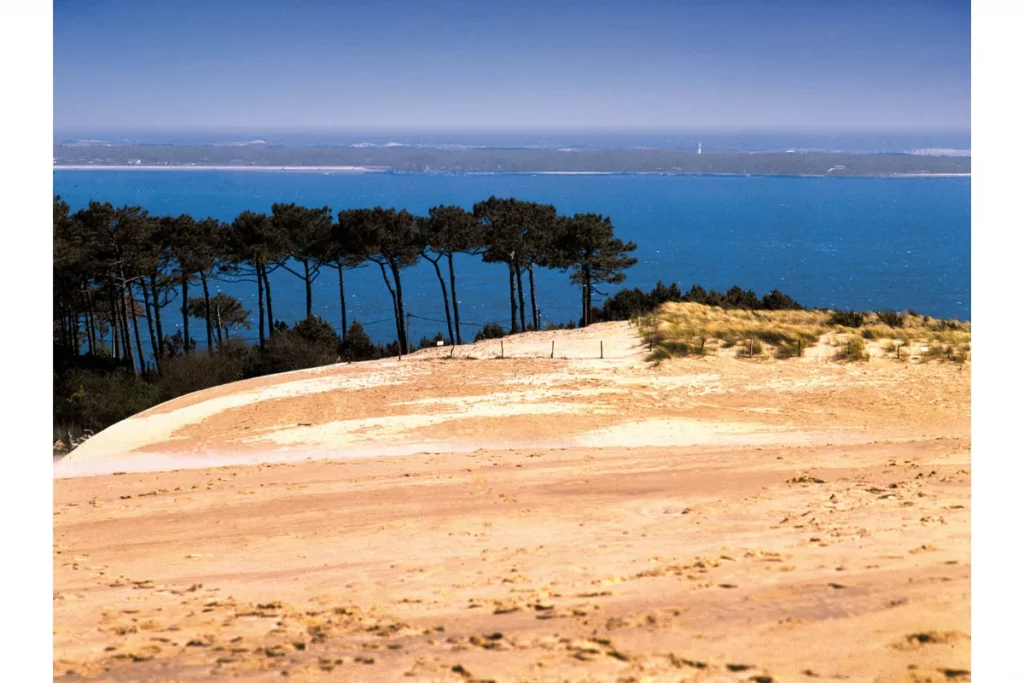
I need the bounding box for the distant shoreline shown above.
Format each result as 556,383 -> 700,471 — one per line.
51,145 -> 971,177
52,165 -> 971,179
53,165 -> 378,173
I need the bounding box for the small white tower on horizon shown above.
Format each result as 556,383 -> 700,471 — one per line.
698,142 -> 702,155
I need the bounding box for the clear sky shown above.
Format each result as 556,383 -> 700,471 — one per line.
53,0 -> 970,133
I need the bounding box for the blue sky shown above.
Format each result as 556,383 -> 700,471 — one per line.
53,0 -> 970,133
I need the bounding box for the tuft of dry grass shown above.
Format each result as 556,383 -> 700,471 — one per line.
646,303 -> 827,362
834,335 -> 869,362
645,302 -> 970,364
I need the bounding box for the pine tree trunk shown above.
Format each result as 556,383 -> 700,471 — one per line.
140,279 -> 161,374
448,253 -> 462,345
200,272 -> 214,354
128,282 -> 147,373
181,276 -> 190,354
109,287 -> 120,360
118,286 -> 132,364
150,275 -> 165,358
430,257 -> 454,343
528,263 -> 539,330
120,282 -> 138,374
303,260 -> 313,320
215,305 -> 224,348
584,270 -> 593,327
72,313 -> 80,354
256,263 -> 266,349
336,261 -> 347,341
377,261 -> 402,353
392,263 -> 408,354
262,267 -> 275,335
85,291 -> 96,354
516,263 -> 526,332
581,280 -> 588,327
508,263 -> 518,333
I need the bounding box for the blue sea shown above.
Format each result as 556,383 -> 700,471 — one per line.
53,170 -> 971,346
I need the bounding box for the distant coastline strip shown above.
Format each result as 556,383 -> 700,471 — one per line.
52,164 -> 970,178
53,165 -> 378,172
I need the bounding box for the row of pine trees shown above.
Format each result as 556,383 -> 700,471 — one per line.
53,196 -> 639,374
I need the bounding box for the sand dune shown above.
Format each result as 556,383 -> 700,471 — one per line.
54,322 -> 971,681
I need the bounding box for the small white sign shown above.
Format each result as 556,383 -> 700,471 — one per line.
437,341 -> 444,346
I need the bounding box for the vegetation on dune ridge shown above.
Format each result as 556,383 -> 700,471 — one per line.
52,193 -> 643,445
637,302 -> 970,365
52,192 -> 966,449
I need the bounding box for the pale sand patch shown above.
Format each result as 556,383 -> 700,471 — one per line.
572,417 -> 849,448
391,387 -> 627,408
259,401 -> 598,448
69,367 -> 408,462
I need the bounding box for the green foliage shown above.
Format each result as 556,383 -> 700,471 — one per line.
338,321 -> 399,362
875,309 -> 906,327
291,316 -> 341,349
339,321 -> 375,362
243,320 -> 340,378
549,212 -> 638,326
597,281 -> 683,321
474,322 -> 507,342
828,309 -> 865,328
161,330 -> 196,358
417,332 -> 447,350
155,341 -> 250,403
418,205 -> 483,256
54,366 -> 161,434
597,282 -> 805,323
760,289 -> 804,311
187,292 -> 252,337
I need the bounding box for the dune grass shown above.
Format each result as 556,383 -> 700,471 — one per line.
635,303 -> 970,364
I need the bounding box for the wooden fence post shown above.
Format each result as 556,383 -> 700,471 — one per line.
500,340 -> 504,359
749,338 -> 754,358
600,340 -> 604,359
551,340 -> 555,359
797,339 -> 802,357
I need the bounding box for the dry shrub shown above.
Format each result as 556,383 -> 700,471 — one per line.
834,336 -> 869,362
874,309 -> 906,327
644,301 -> 969,365
654,302 -> 826,361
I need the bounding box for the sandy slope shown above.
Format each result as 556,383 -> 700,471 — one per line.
54,322 -> 971,682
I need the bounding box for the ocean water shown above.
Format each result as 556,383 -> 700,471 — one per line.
53,171 -> 971,346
